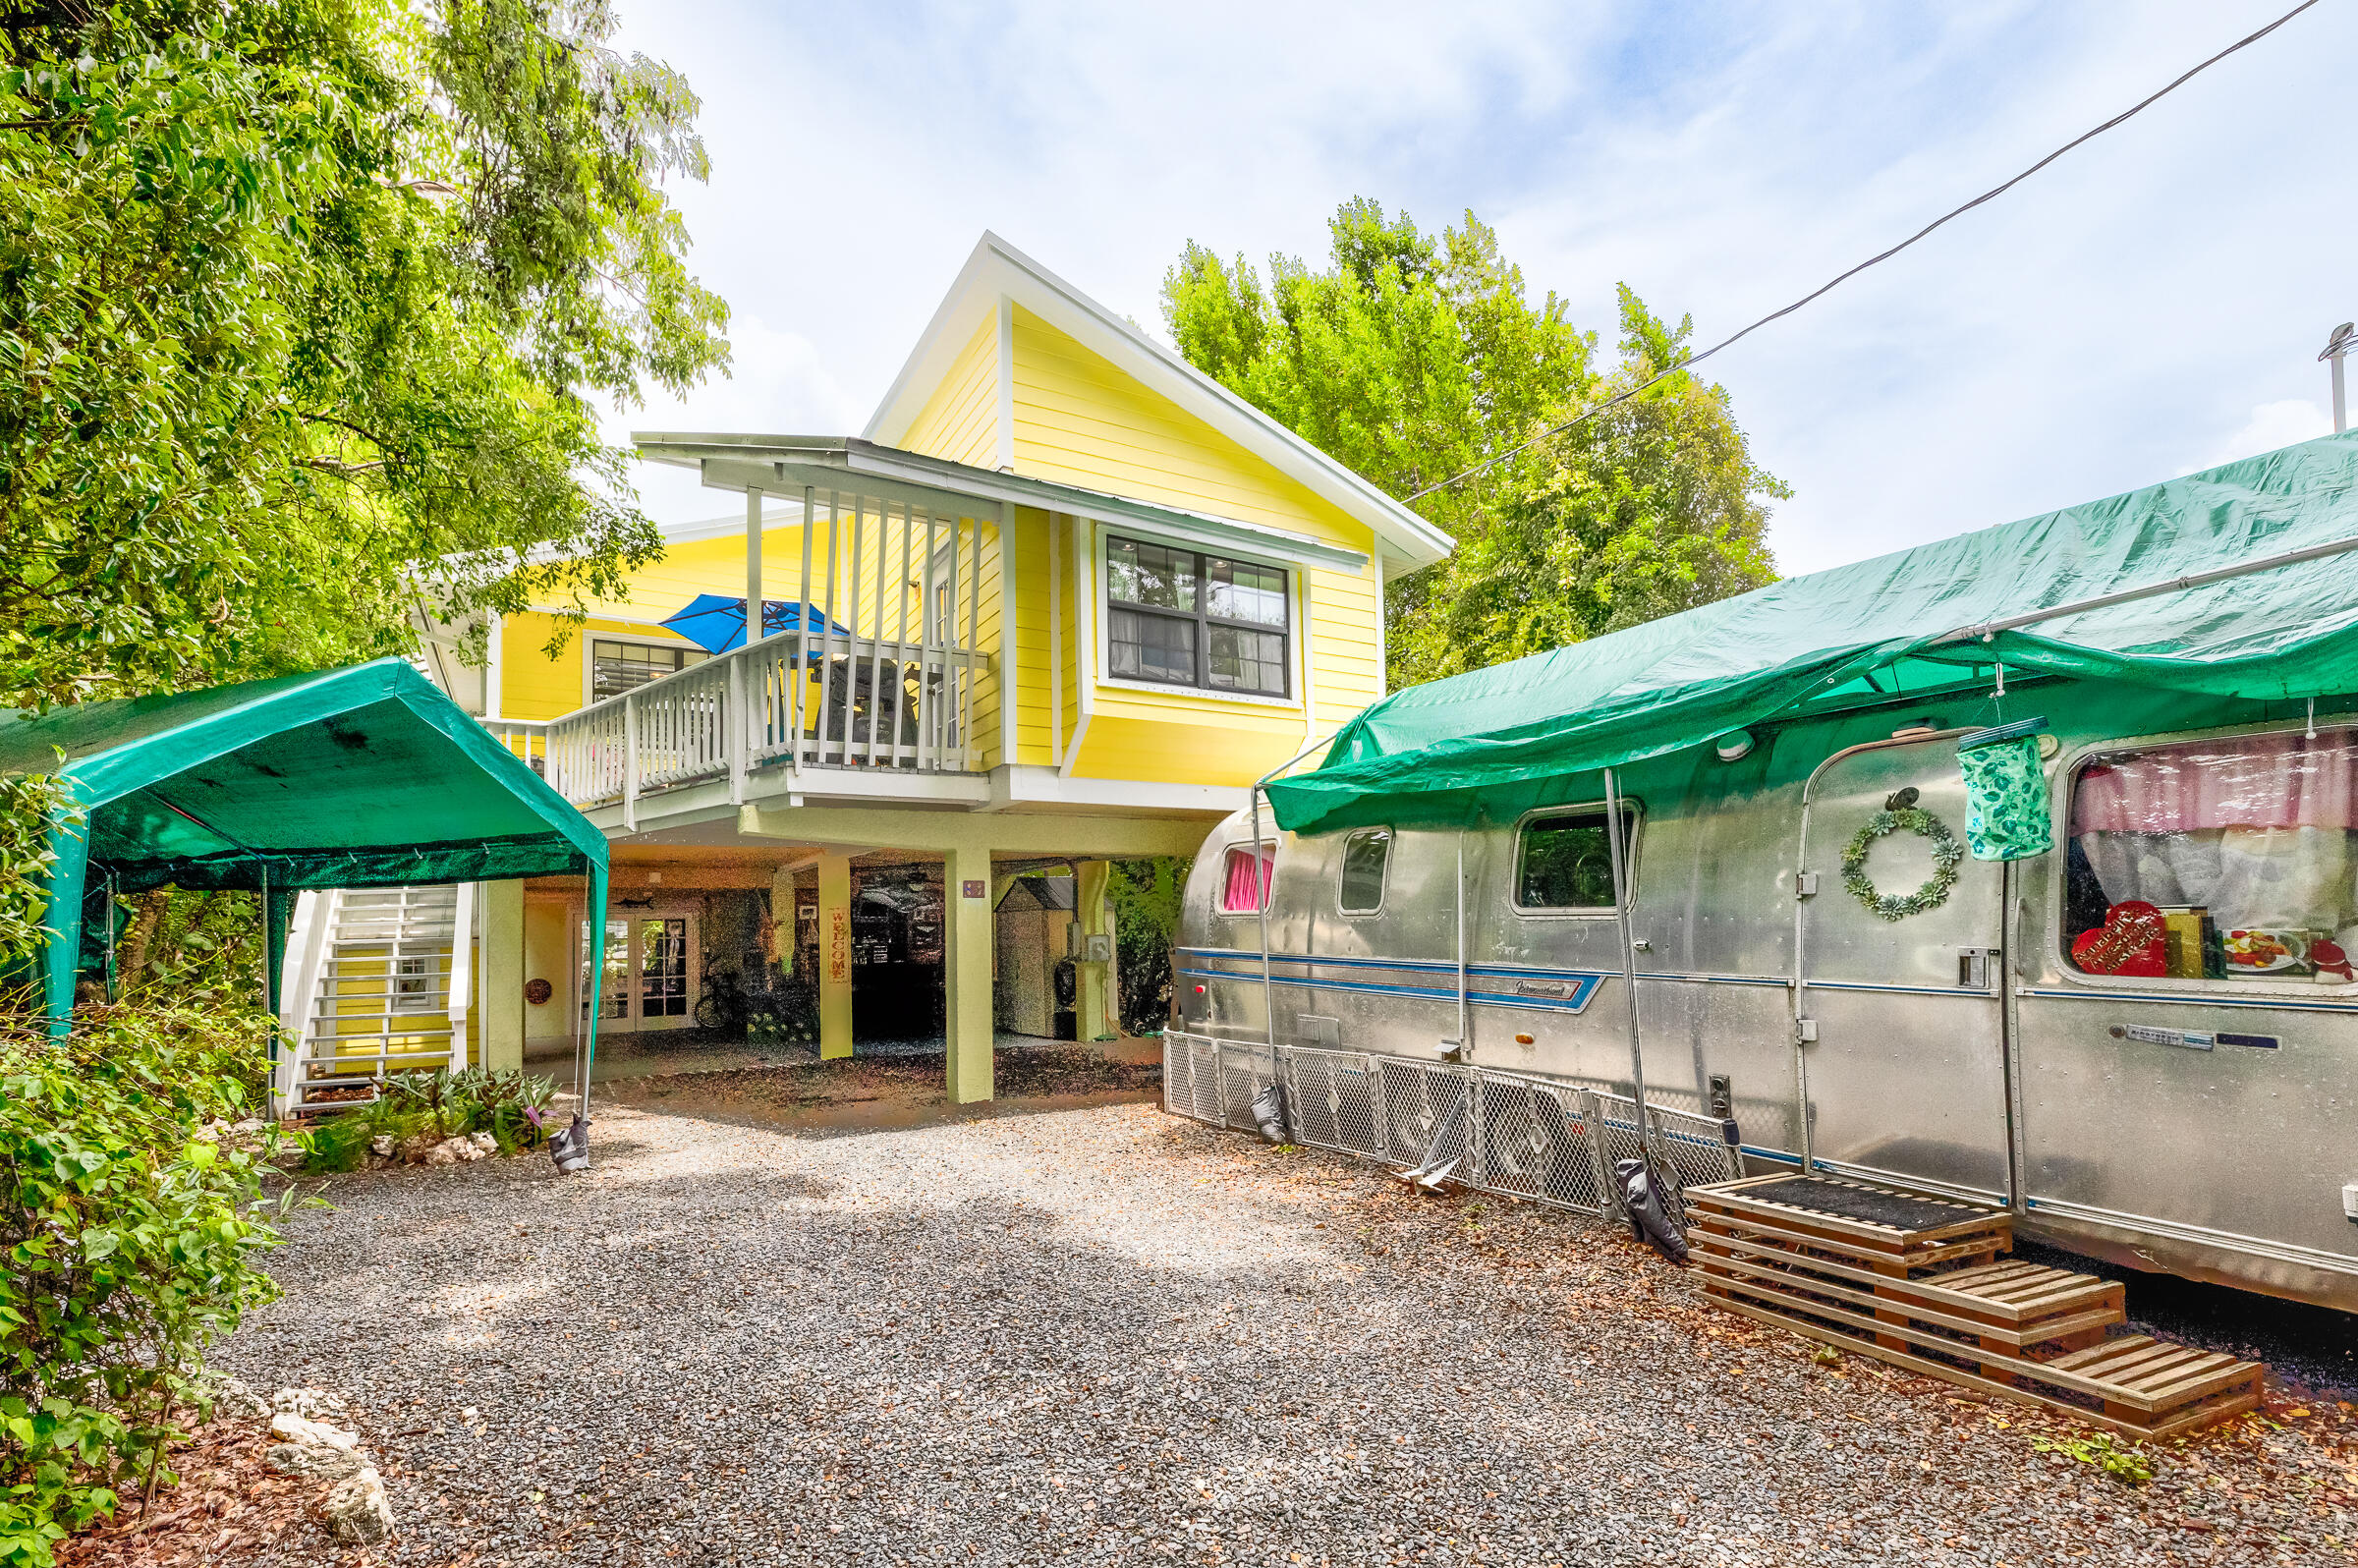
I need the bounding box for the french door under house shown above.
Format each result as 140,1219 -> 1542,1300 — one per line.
580,913 -> 700,1033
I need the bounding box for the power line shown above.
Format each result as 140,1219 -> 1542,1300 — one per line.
1404,0 -> 2325,504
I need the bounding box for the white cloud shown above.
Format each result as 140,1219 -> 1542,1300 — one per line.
607,0 -> 2358,575
2191,399 -> 2332,474
609,313 -> 866,522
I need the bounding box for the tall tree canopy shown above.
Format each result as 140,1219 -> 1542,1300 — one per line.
0,0 -> 729,711
1162,200 -> 1783,688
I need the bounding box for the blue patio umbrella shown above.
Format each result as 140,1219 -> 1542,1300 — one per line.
659,594 -> 852,653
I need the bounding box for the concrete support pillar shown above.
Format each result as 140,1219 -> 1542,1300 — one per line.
480,879 -> 526,1073
943,843 -> 994,1103
1074,860 -> 1118,1041
816,851 -> 853,1060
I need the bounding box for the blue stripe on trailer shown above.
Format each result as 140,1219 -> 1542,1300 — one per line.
1177,965 -> 1603,1014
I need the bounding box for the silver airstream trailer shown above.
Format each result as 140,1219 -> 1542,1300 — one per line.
1170,433 -> 2358,1313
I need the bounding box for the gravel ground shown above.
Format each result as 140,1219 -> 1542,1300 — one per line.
212,1092 -> 2358,1568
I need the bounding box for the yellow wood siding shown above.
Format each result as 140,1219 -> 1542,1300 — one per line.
1003,506 -> 1056,766
1306,560 -> 1384,733
1010,308 -> 1376,553
900,316 -> 999,468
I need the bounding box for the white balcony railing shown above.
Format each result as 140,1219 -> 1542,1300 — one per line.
480,626 -> 987,813
474,487 -> 994,816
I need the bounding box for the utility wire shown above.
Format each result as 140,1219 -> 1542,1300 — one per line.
1405,0 -> 2325,504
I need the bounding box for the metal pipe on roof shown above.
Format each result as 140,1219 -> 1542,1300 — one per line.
1932,532 -> 2358,645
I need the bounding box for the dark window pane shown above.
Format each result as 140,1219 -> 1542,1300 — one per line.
1207,557 -> 1287,626
1517,809 -> 1635,909
1339,829 -> 1390,914
1107,536 -> 1197,610
1207,625 -> 1286,695
590,641 -> 699,701
1109,607 -> 1197,684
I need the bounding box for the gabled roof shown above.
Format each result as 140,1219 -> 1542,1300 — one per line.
863,232 -> 1453,572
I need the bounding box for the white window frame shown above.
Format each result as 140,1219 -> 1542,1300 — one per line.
577,908 -> 703,1032
1094,530 -> 1306,710
581,634 -> 708,707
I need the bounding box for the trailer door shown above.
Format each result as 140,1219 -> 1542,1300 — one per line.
1797,733 -> 2012,1202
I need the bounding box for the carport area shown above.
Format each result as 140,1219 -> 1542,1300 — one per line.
211,1090 -> 2355,1567
504,820 -> 1188,1096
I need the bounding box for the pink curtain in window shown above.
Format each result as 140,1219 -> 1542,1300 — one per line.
1221,843 -> 1273,913
2074,728 -> 2358,834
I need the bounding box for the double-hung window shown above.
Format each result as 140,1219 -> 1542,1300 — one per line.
590,639 -> 707,702
1105,535 -> 1291,698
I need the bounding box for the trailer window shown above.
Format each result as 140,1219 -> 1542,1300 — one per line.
1516,807 -> 1637,912
1338,829 -> 1391,915
1220,842 -> 1275,914
2065,726 -> 2358,982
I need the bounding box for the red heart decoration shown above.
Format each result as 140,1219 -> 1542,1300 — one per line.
2072,900 -> 2166,977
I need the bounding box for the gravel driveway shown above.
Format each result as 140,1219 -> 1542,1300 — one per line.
217,1093 -> 2358,1567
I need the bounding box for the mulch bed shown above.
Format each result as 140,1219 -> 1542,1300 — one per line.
54,1413 -> 352,1568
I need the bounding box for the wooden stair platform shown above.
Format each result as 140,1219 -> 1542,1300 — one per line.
1688,1173 -> 2263,1440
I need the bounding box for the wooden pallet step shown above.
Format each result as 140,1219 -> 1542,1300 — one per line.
1686,1173 -> 2011,1251
1705,1293 -> 2263,1442
1693,1239 -> 2122,1349
1692,1222 -> 2120,1325
1690,1205 -> 2007,1272
1701,1271 -> 2262,1431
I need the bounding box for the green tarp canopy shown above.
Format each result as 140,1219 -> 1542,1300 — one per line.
0,658 -> 609,1040
1271,429 -> 2358,834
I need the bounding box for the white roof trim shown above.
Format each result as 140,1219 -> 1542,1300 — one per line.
864,232 -> 1453,572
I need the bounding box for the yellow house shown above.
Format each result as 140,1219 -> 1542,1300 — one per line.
359,233 -> 1450,1107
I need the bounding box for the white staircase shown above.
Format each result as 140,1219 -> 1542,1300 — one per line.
276,885 -> 476,1114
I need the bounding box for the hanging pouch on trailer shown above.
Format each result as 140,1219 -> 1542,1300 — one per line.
1957,716 -> 2052,862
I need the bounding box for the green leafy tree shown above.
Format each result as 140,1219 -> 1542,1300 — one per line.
0,0 -> 730,714
1162,201 -> 1782,688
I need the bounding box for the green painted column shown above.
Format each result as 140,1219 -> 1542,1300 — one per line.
943,842 -> 994,1102
816,851 -> 854,1060
480,880 -> 526,1073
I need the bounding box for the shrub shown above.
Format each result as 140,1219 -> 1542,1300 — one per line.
0,997 -> 287,1567
301,1065 -> 554,1172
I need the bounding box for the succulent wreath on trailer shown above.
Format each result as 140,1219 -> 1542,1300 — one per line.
1841,788 -> 1964,922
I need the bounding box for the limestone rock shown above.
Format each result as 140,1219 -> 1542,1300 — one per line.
266,1440 -> 363,1480
269,1411 -> 359,1452
323,1466 -> 394,1544
468,1130 -> 498,1154
206,1375 -> 271,1420
368,1135 -> 395,1158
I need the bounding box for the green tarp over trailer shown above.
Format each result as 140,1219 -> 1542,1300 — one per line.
1272,429 -> 2358,834
0,658 -> 610,1051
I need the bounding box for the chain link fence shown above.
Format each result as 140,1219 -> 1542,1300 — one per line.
1162,1030 -> 1740,1224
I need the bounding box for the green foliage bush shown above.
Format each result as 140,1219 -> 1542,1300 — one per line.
1108,858 -> 1189,1035
0,997 -> 287,1567
302,1066 -> 554,1173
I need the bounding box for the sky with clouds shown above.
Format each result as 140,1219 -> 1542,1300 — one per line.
608,0 -> 2358,578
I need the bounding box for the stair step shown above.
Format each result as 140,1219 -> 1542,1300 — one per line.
1688,1174 -> 2259,1440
